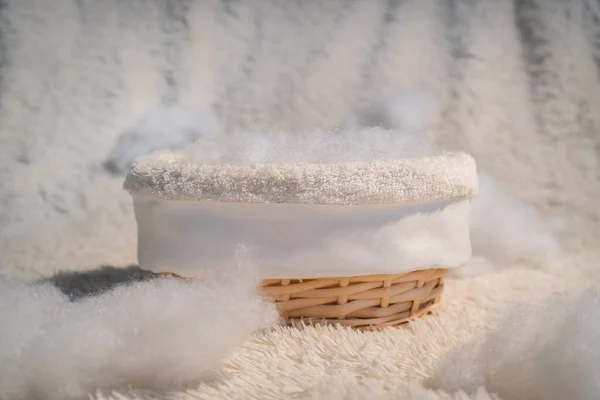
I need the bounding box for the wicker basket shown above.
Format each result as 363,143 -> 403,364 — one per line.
158,268 -> 446,330
125,150 -> 477,329
260,269 -> 446,329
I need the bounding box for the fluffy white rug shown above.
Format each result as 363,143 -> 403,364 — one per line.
1,0 -> 600,399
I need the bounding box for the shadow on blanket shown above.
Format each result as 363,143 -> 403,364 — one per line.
42,265 -> 163,301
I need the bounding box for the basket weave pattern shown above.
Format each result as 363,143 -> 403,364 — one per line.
260,268 -> 446,329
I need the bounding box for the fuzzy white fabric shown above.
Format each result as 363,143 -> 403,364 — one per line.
124,149 -> 477,205
1,1 -> 600,399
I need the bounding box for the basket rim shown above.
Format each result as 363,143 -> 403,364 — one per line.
124,150 -> 478,205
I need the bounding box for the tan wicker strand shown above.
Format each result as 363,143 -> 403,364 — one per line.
380,279 -> 392,308
260,268 -> 447,329
337,278 -> 350,305
280,279 -> 291,302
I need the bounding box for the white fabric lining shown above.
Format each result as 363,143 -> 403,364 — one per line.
133,197 -> 472,277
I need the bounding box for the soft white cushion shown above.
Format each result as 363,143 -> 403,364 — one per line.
126,150 -> 476,278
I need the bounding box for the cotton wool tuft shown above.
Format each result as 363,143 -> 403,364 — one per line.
430,289 -> 600,400
104,106 -> 220,174
339,92 -> 562,276
0,260 -> 278,400
185,126 -> 436,165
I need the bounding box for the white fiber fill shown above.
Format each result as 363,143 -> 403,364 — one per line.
182,90 -> 435,166
0,262 -> 278,400
115,92 -> 559,278
431,289 -> 600,400
453,170 -> 562,277
468,170 -> 560,266
185,126 -> 435,165
341,91 -> 561,276
104,106 -> 220,174
340,91 -> 440,133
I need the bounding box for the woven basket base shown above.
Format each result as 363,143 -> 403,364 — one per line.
260,268 -> 447,330
155,268 -> 446,330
